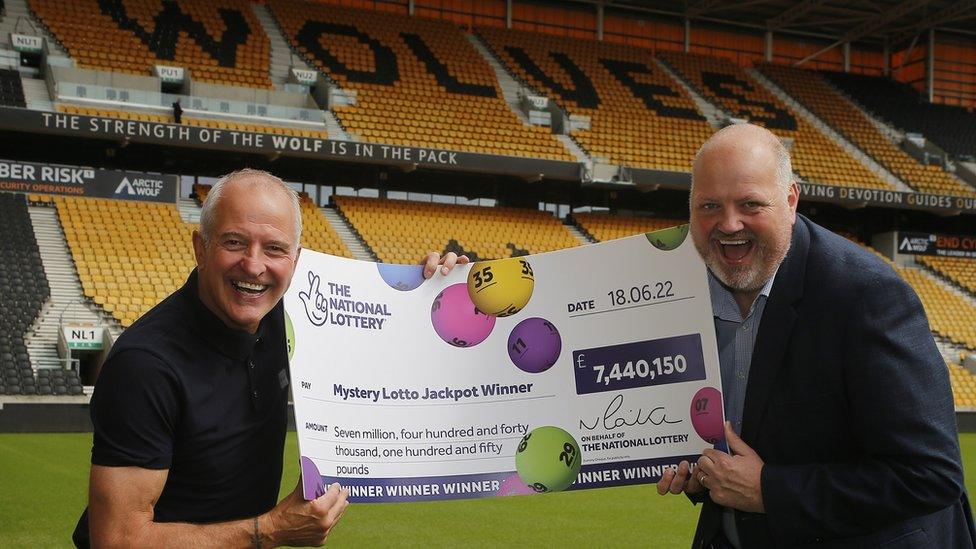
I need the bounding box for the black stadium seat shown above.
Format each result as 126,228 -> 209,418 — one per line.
0,194 -> 50,393
822,70 -> 976,159
0,68 -> 26,108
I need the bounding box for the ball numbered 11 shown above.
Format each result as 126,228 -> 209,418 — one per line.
515,425 -> 582,493
467,258 -> 535,317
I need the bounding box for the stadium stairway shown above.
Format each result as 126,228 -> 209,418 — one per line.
564,222 -> 594,245
177,197 -> 201,225
652,58 -> 726,129
466,33 -> 536,127
467,32 -> 587,163
0,0 -> 66,58
25,203 -> 118,372
747,68 -> 912,192
19,75 -> 51,110
251,2 -> 313,89
322,206 -> 374,261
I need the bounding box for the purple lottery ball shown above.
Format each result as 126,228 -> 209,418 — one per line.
508,317 -> 561,373
300,456 -> 326,500
377,263 -> 425,291
431,283 -> 496,347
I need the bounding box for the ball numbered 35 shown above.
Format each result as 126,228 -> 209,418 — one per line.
467,258 -> 535,317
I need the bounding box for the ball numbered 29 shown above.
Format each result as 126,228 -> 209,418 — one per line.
515,425 -> 582,493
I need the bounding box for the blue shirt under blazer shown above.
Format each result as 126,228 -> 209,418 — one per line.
691,215 -> 976,548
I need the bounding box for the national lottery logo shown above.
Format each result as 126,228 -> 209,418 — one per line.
298,270 -> 392,330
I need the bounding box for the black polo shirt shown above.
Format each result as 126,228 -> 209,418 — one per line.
73,270 -> 290,546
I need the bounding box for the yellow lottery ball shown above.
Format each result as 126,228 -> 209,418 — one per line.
466,258 -> 534,317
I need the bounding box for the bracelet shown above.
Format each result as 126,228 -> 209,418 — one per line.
252,516 -> 262,549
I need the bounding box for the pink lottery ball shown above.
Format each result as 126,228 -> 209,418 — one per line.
690,387 -> 724,444
497,473 -> 535,496
430,283 -> 496,347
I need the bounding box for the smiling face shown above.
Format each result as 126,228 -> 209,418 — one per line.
689,125 -> 799,297
192,177 -> 301,333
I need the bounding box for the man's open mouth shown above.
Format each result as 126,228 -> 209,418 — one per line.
718,239 -> 753,261
232,280 -> 269,295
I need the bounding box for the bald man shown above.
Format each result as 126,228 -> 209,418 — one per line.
74,169 -> 467,548
658,124 -> 974,548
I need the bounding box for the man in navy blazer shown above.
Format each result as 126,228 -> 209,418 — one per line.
657,123 -> 975,547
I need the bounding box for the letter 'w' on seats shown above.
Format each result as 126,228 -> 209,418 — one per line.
97,0 -> 249,67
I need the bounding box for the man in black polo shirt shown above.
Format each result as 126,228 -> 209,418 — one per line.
74,170 -> 350,547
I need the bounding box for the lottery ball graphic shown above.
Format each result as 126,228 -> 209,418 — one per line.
300,456 -> 326,500
377,263 -> 425,292
497,473 -> 535,497
467,257 -> 534,317
508,317 -> 561,373
285,311 -> 295,361
690,387 -> 724,444
431,283 -> 496,347
515,426 -> 582,493
646,224 -> 689,251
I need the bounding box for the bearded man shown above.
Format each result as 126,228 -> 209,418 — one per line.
657,124 -> 974,548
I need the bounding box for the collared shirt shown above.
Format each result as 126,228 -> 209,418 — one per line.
708,269 -> 777,549
74,270 -> 290,546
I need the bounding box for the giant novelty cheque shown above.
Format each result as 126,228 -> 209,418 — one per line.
284,225 -> 726,502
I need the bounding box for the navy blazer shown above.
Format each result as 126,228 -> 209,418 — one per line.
692,215 -> 975,548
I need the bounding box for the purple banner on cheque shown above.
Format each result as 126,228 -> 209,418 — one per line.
318,454 -> 703,502
572,334 -> 706,395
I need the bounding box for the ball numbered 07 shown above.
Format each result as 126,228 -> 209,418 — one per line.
466,258 -> 535,317
515,425 -> 582,493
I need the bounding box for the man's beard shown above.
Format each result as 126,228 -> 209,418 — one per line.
695,224 -> 792,294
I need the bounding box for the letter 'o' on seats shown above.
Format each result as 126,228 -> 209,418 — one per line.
701,71 -> 796,131
599,58 -> 703,120
296,21 -> 399,85
503,46 -> 599,109
400,33 -> 495,98
96,0 -> 249,67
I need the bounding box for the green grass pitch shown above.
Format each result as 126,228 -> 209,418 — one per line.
4,432 -> 976,547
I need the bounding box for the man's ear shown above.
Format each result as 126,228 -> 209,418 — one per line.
192,230 -> 206,268
787,180 -> 800,221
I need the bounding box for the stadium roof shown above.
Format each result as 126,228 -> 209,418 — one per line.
566,0 -> 976,48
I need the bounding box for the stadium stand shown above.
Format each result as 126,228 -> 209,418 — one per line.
268,0 -> 572,160
949,360 -> 976,409
897,265 -> 976,350
475,26 -> 713,171
28,0 -> 274,88
333,195 -> 579,264
0,194 -> 49,395
822,71 -> 976,160
194,184 -> 354,259
917,256 -> 976,297
0,68 -> 26,108
572,212 -> 685,242
35,366 -> 83,396
658,51 -> 892,190
757,63 -> 976,198
56,105 -> 329,138
835,233 -> 976,350
55,195 -> 196,328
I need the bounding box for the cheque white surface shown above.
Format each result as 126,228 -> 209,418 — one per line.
286,226 -> 725,502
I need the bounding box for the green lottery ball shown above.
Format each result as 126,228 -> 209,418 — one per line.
645,224 -> 689,251
515,426 -> 582,493
285,311 -> 295,361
